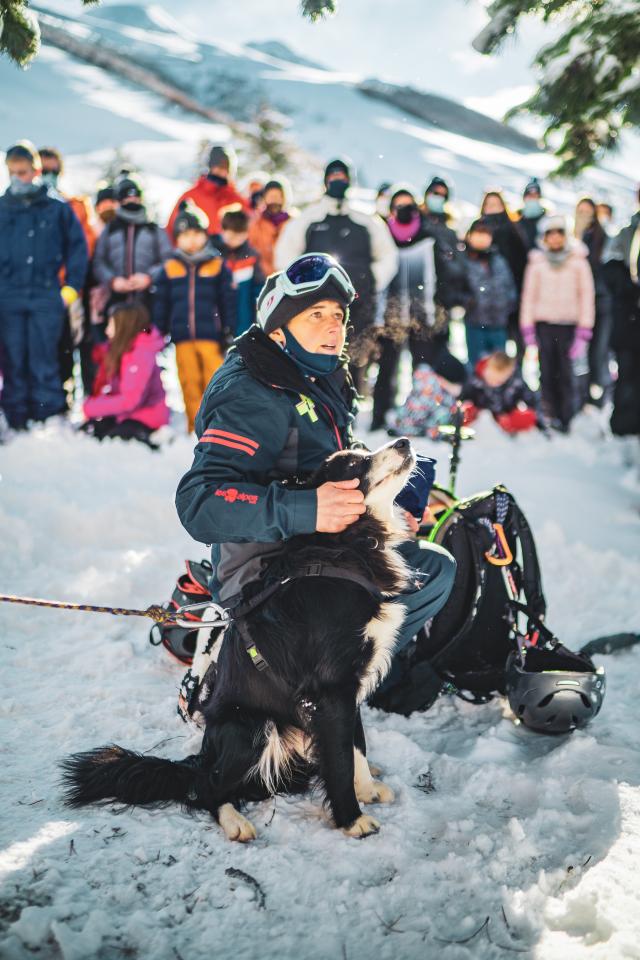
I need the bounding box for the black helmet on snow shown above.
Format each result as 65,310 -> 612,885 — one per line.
506,611 -> 605,733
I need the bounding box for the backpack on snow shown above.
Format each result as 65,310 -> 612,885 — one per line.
370,484 -> 547,714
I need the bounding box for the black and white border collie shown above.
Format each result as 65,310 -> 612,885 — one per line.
62,438 -> 416,841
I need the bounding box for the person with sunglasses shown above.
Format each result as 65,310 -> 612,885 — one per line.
174,254 -> 455,716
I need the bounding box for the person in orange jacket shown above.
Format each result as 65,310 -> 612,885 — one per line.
167,146 -> 249,241
248,180 -> 292,277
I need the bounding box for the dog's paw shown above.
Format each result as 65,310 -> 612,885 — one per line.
356,779 -> 395,805
218,803 -> 257,843
343,814 -> 381,838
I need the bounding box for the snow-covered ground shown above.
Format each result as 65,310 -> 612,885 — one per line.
1,404 -> 640,960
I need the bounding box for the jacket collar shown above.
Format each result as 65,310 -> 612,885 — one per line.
3,183 -> 49,207
234,324 -> 355,404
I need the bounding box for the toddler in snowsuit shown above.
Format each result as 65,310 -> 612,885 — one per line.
462,218 -> 517,368
82,303 -> 169,448
520,215 -> 595,432
217,209 -> 266,337
152,202 -> 235,433
388,363 -> 464,439
461,352 -> 544,434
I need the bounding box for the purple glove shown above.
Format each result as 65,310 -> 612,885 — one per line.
569,327 -> 592,361
521,326 -> 537,348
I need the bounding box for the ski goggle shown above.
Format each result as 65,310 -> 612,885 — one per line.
259,254 -> 356,327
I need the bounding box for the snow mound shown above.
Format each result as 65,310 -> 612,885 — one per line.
1,417 -> 639,958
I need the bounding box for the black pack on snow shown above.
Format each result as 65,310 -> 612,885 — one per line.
420,483 -> 545,696
372,483 -> 605,730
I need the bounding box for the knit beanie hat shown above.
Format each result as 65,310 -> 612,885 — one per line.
257,272 -> 352,335
523,177 -> 542,199
425,176 -> 450,199
95,184 -> 116,205
209,145 -> 233,170
173,200 -> 209,236
539,214 -> 566,235
116,177 -> 143,201
324,158 -> 351,184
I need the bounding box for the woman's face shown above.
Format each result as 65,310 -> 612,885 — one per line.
271,300 -> 346,355
576,201 -> 594,222
482,194 -> 505,215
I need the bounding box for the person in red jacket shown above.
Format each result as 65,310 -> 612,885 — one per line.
167,146 -> 249,241
82,303 -> 169,448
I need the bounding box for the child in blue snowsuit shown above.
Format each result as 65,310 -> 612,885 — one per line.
462,218 -> 517,368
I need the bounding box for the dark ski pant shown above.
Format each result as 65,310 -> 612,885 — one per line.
375,538 -> 456,693
535,322 -> 576,428
465,324 -> 507,369
0,298 -> 66,428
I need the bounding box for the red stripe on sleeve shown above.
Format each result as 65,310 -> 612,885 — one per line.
200,437 -> 257,456
202,428 -> 259,450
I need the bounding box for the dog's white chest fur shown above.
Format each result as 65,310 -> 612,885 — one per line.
358,601 -> 406,703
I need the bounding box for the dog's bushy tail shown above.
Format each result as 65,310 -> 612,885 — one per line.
60,745 -> 199,809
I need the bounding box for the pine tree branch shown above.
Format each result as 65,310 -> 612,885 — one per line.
300,0 -> 337,21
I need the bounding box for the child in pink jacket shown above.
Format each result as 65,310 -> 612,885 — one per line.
82,303 -> 169,448
520,215 -> 595,432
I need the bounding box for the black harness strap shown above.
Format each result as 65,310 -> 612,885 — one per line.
229,563 -> 386,672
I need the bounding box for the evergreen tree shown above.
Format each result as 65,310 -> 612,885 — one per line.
473,0 -> 640,177
1,0 -> 98,66
249,103 -> 292,172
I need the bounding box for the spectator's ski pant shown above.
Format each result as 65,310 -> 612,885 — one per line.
175,340 -> 224,434
0,298 -> 65,428
535,322 -> 576,428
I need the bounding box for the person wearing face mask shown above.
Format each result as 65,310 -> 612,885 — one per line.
371,187 -> 467,430
520,216 -> 595,432
39,147 -> 97,405
173,253 -> 456,718
573,197 -> 612,405
461,218 -> 517,368
517,178 -> 547,250
421,175 -> 468,315
94,184 -> 118,232
93,176 -> 172,317
248,179 -> 293,276
479,190 -> 528,356
275,159 -> 398,393
167,145 -> 249,241
0,141 -> 88,431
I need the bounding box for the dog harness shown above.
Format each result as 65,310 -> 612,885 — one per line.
175,562 -> 387,673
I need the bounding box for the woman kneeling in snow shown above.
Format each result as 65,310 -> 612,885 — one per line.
82,304 -> 169,449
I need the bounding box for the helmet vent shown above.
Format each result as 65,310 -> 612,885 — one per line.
537,693 -> 554,708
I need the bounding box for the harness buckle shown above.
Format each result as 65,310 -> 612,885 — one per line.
306,562 -> 324,577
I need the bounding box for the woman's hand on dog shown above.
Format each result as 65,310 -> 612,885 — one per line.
316,479 -> 366,533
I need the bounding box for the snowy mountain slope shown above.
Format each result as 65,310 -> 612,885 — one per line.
1,416 -> 639,960
9,2 -> 634,219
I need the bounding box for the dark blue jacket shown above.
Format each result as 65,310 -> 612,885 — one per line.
462,247 -> 517,329
151,248 -> 236,343
176,325 -> 357,601
215,238 -> 265,337
0,185 -> 88,302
